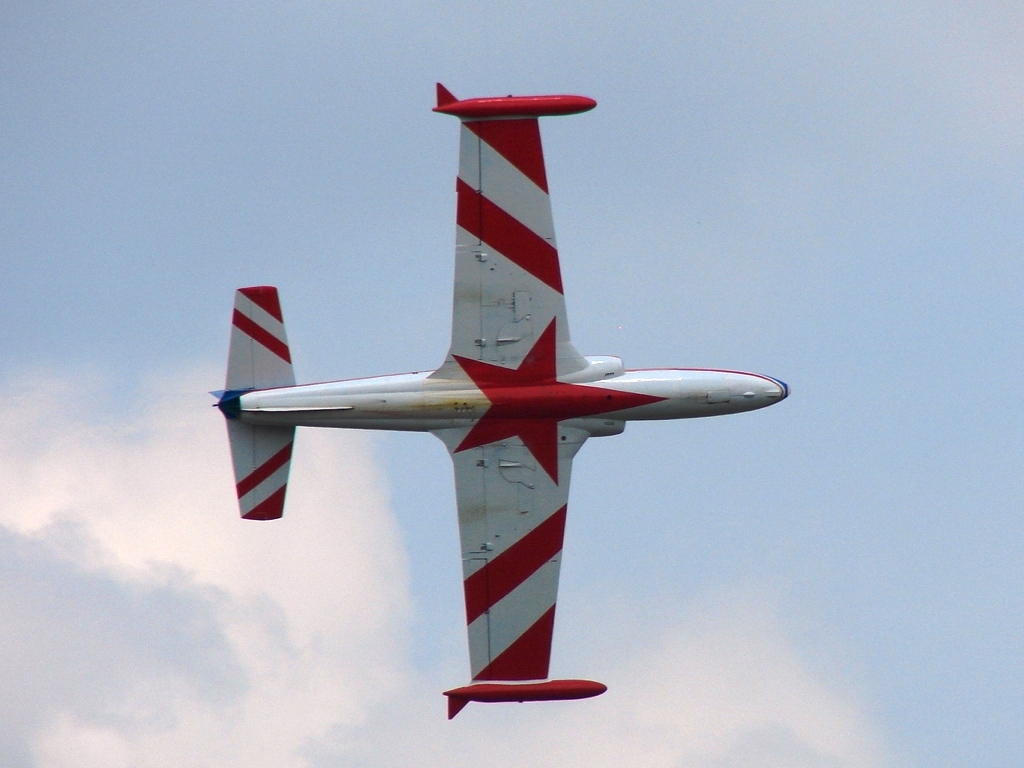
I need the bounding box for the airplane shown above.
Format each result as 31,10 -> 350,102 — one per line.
214,83 -> 789,719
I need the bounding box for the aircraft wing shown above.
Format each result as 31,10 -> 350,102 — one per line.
433,425 -> 588,681
430,85 -> 601,696
430,84 -> 590,381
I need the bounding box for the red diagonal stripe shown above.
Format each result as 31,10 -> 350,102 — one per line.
473,605 -> 556,681
456,178 -> 563,294
236,441 -> 293,498
464,505 -> 567,624
239,286 -> 284,322
466,119 -> 548,192
232,310 -> 292,363
242,485 -> 287,520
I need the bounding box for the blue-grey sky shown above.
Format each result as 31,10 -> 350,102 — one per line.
2,3 -> 1022,766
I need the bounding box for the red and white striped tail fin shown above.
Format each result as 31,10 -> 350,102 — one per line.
226,421 -> 294,520
226,286 -> 295,391
221,286 -> 296,521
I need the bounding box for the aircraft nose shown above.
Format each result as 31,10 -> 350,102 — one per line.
769,377 -> 789,400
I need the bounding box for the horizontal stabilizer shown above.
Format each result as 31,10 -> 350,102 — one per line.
221,285 -> 296,520
225,420 -> 294,520
443,679 -> 606,719
226,286 -> 295,391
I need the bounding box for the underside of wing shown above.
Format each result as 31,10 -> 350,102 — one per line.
432,86 -> 591,381
431,86 -> 607,717
433,424 -> 589,682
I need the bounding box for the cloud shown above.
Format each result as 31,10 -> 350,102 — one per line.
0,367 -> 410,767
0,368 -> 889,767
0,522 -> 243,768
317,593 -> 890,768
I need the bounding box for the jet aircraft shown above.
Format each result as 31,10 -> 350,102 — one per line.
215,84 -> 789,718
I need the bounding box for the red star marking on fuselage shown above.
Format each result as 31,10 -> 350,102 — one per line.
453,320 -> 665,484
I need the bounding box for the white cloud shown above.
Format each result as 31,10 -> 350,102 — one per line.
0,367 -> 411,767
0,368 -> 889,767
318,594 -> 891,768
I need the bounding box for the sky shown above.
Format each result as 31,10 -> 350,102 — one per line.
1,2 -> 1022,766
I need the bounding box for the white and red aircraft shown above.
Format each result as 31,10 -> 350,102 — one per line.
215,84 -> 788,718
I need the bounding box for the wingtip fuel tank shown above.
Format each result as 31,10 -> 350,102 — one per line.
433,82 -> 596,119
443,679 -> 607,719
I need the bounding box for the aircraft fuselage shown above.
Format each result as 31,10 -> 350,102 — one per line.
223,359 -> 788,433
